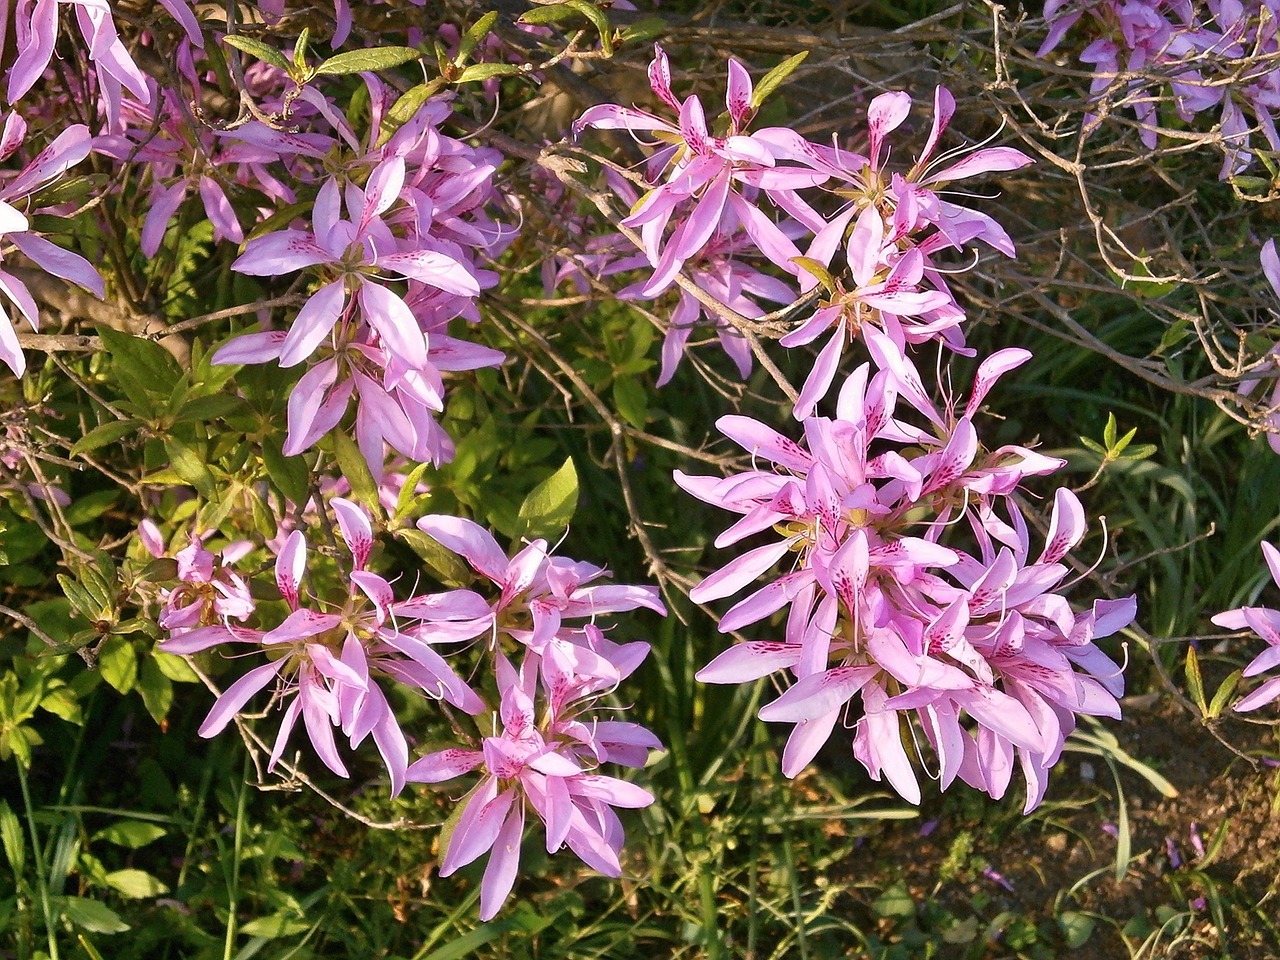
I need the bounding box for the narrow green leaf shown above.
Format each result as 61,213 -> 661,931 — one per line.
293,27 -> 311,70
393,461 -> 433,521
1119,443 -> 1157,461
1207,668 -> 1242,719
456,62 -> 520,83
619,16 -> 667,44
1185,645 -> 1207,714
396,529 -> 474,588
57,574 -> 103,621
457,12 -> 498,65
221,35 -> 291,72
380,80 -> 446,140
1102,412 -> 1117,449
1109,756 -> 1131,883
164,438 -> 217,499
70,420 -> 139,457
240,913 -> 310,937
97,637 -> 138,695
1113,425 -> 1137,455
174,394 -> 246,423
330,431 -> 380,515
790,256 -> 836,294
565,0 -> 614,55
751,51 -> 807,108
514,458 -> 579,540
314,45 -> 421,76
0,800 -> 23,875
64,490 -> 119,527
518,3 -> 578,25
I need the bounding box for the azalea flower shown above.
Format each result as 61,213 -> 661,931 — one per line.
0,112 -> 104,377
159,499 -> 484,794
1212,541 -> 1280,713
406,651 -> 655,920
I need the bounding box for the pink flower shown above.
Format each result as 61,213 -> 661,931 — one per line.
684,353 -> 1132,809
1212,541 -> 1280,713
406,651 -> 655,920
160,500 -> 483,794
0,113 -> 104,376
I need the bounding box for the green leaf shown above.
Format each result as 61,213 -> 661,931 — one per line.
92,821 -> 167,849
457,11 -> 498,65
240,913 -> 310,937
751,51 -> 807,108
104,869 -> 168,899
28,173 -> 111,209
331,431 -> 380,515
70,420 -> 141,456
1102,412 -> 1117,449
292,27 -> 311,70
1185,645 -> 1206,714
164,438 -> 217,499
514,457 -> 579,540
1120,443 -> 1157,460
565,0 -> 614,55
0,800 -> 23,875
871,881 -> 914,920
396,529 -> 474,588
221,35 -> 291,72
261,435 -> 311,506
137,657 -> 173,725
152,651 -> 199,683
1058,911 -> 1095,948
98,326 -> 182,398
456,62 -> 520,83
174,394 -> 246,423
518,3 -> 578,25
58,574 -> 105,621
314,46 -> 421,76
790,256 -> 836,294
57,896 -> 130,934
64,490 -> 119,527
97,637 -> 138,695
380,80 -> 446,139
619,17 -> 667,44
393,461 -> 433,521
39,687 -> 83,724
612,376 -> 648,429
1207,668 -> 1242,719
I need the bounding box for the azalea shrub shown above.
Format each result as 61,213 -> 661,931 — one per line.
1,0 -> 1279,954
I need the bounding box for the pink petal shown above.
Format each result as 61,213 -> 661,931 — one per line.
197,660 -> 285,737
280,280 -> 346,367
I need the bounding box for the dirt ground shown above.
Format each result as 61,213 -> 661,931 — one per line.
846,697 -> 1280,958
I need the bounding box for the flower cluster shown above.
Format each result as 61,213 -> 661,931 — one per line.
1212,540 -> 1280,713
208,81 -> 511,475
1039,0 -> 1280,179
572,46 -> 1032,397
680,332 -> 1133,810
155,500 -> 665,916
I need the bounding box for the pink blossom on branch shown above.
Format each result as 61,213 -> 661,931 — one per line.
682,352 -> 1132,810
0,113 -> 104,377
